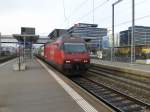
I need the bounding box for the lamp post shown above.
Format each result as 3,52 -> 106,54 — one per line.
111,0 -> 123,62
131,0 -> 135,64
24,36 -> 26,62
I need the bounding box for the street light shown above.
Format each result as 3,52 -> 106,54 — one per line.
111,0 -> 123,62
131,0 -> 135,64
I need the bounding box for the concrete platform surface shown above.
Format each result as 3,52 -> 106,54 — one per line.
91,59 -> 150,73
0,59 -> 87,112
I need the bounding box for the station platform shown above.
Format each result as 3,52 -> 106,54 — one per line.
0,58 -> 106,112
91,59 -> 150,73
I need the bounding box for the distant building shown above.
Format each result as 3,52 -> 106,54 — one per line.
120,30 -> 131,46
67,23 -> 107,50
68,23 -> 107,39
48,29 -> 67,39
102,36 -> 109,49
120,26 -> 150,46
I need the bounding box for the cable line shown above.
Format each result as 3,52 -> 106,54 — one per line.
62,0 -> 67,20
116,14 -> 150,27
106,14 -> 150,28
75,0 -> 109,22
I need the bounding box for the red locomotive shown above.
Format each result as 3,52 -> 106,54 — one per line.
44,35 -> 90,75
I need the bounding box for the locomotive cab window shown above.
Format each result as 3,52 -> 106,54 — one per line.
64,43 -> 87,53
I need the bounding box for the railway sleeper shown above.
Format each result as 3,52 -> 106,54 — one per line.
88,70 -> 150,91
122,105 -> 145,112
91,67 -> 150,84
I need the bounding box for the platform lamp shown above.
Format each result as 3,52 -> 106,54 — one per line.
111,0 -> 123,62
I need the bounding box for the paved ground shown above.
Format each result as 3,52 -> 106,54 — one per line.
91,59 -> 150,73
0,59 -> 86,112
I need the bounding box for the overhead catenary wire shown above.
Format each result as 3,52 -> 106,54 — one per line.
62,0 -> 67,21
105,13 -> 150,29
74,0 -> 148,24
75,0 -> 109,22
115,14 -> 150,27
93,0 -> 149,23
114,0 -> 149,17
60,0 -> 150,30
96,0 -> 150,30
61,0 -> 111,27
60,0 -> 68,28
66,0 -> 90,21
92,0 -> 94,24
60,0 -> 90,28
135,0 -> 148,6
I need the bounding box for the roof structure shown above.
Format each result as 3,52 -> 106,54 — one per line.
48,29 -> 67,40
13,34 -> 39,43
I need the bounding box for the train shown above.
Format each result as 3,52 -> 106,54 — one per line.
37,34 -> 90,75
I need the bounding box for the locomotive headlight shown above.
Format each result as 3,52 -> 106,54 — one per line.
83,60 -> 88,63
65,60 -> 71,63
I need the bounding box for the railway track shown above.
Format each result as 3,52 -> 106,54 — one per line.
92,64 -> 149,83
71,76 -> 150,112
87,64 -> 150,104
88,64 -> 150,91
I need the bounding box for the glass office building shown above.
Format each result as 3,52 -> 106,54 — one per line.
68,23 -> 107,50
120,26 -> 150,46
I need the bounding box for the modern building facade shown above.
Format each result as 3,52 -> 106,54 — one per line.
120,30 -> 131,46
129,26 -> 150,45
48,29 -> 67,39
120,26 -> 150,46
67,23 -> 107,50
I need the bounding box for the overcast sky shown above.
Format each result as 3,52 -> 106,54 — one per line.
0,0 -> 150,36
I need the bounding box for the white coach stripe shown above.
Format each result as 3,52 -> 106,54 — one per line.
37,59 -> 98,112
